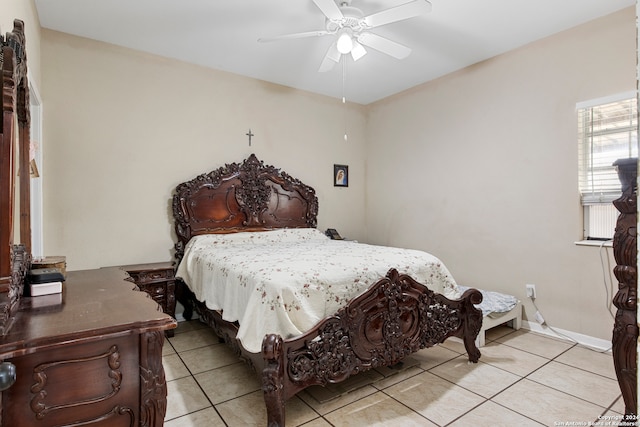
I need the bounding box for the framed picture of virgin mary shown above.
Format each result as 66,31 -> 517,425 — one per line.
334,164 -> 348,187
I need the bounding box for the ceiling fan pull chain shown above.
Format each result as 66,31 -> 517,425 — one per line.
342,55 -> 346,104
342,58 -> 348,141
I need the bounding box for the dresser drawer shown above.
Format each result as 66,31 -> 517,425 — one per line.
5,335 -> 140,426
140,284 -> 167,308
138,282 -> 168,296
129,269 -> 173,284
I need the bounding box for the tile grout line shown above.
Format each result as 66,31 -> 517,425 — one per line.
165,328 -> 231,426
341,347 -> 469,426
165,321 -> 620,426
522,342 -> 623,416
168,325 -> 329,426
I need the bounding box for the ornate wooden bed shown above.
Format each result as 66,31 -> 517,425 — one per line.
172,154 -> 483,426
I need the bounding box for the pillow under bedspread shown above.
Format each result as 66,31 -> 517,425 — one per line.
457,285 -> 519,317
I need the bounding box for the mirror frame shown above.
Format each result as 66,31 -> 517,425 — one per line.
0,19 -> 31,333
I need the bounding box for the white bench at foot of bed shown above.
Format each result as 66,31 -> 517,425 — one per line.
458,286 -> 522,347
475,300 -> 522,347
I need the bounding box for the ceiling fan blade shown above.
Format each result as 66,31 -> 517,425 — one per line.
357,32 -> 411,59
363,0 -> 432,28
258,30 -> 332,43
351,41 -> 367,61
318,42 -> 341,72
312,0 -> 344,21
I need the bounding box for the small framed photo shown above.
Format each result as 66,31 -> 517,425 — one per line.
334,164 -> 348,187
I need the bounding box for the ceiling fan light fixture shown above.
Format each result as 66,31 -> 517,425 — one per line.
351,41 -> 366,61
261,0 -> 433,75
336,30 -> 353,54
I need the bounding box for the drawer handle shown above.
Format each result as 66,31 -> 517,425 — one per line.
0,362 -> 16,391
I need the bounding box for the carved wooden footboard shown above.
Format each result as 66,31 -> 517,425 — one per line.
179,269 -> 483,427
261,269 -> 482,426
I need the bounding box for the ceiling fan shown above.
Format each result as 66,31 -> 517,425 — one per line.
258,0 -> 432,72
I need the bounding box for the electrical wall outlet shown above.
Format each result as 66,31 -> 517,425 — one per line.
526,284 -> 537,299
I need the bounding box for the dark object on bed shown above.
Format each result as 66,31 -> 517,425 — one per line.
172,154 -> 483,426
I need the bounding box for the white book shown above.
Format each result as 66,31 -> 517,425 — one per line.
29,293 -> 63,309
29,281 -> 63,296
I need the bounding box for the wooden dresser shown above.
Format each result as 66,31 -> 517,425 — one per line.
0,267 -> 177,427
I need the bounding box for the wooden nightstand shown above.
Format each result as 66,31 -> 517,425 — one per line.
121,262 -> 176,336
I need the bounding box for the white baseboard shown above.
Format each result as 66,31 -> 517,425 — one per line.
522,320 -> 611,352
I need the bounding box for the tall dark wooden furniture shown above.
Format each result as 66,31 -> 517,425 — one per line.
173,154 -> 483,427
0,20 -> 177,426
611,157 -> 638,421
0,19 -> 31,336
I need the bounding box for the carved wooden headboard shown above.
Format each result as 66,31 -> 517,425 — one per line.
172,154 -> 319,261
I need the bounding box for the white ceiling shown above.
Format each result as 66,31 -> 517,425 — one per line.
34,0 -> 634,105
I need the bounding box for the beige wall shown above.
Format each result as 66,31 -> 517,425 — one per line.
41,30 -> 367,270
365,7 -> 636,342
41,7 -> 635,342
3,0 -> 41,89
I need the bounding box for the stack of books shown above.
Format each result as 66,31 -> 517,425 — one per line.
25,268 -> 64,297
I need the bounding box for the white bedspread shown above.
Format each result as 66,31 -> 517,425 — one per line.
176,228 -> 460,353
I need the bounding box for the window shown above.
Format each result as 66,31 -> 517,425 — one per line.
577,92 -> 637,240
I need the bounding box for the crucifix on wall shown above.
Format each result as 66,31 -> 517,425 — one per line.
246,129 -> 254,146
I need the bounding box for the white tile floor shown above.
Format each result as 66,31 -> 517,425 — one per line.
162,320 -> 624,426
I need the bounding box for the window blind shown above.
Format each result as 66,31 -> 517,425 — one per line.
578,94 -> 638,205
